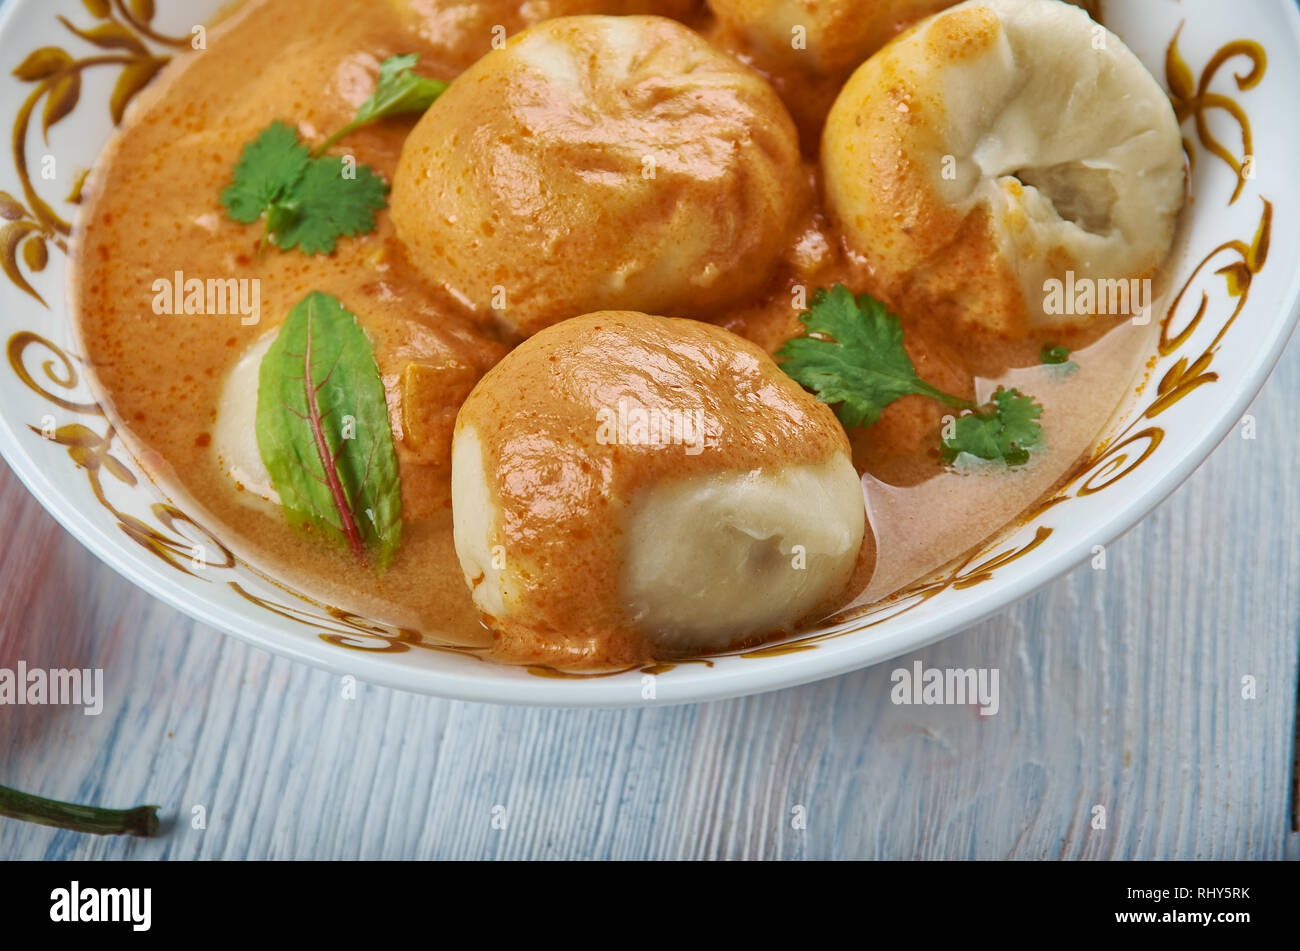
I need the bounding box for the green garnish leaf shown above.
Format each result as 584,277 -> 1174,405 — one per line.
268,156 -> 388,255
775,284 -> 971,429
776,284 -> 1047,468
942,387 -> 1044,467
220,121 -> 389,255
1040,343 -> 1071,365
219,120 -> 310,224
314,54 -> 448,155
221,57 -> 443,250
256,292 -> 402,569
363,53 -> 448,120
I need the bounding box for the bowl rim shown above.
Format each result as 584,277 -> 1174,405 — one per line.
0,0 -> 1297,707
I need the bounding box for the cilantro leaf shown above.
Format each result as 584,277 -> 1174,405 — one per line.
354,53 -> 447,127
314,54 -> 447,155
775,284 -> 970,429
256,292 -> 402,569
220,121 -> 389,255
219,121 -> 309,224
941,388 -> 1044,467
1040,343 -> 1071,365
776,284 -> 1048,469
220,56 -> 442,252
266,156 -> 388,255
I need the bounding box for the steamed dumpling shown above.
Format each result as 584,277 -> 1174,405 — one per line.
213,332 -> 280,504
391,15 -> 802,338
388,0 -> 703,71
821,0 -> 1186,336
707,0 -> 958,74
451,311 -> 866,666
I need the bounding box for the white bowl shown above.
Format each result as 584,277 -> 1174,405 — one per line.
0,0 -> 1296,706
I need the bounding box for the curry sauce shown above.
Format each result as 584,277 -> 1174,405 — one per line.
70,0 -> 1159,665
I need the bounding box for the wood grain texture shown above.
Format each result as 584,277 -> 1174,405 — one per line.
0,341 -> 1297,860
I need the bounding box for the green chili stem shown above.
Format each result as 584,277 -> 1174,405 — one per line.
0,784 -> 160,837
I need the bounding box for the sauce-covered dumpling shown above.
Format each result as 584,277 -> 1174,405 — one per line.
708,0 -> 957,74
391,15 -> 803,338
389,0 -> 702,70
821,0 -> 1186,336
451,312 -> 866,666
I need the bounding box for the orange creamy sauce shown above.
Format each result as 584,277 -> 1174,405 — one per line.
71,0 -> 1154,667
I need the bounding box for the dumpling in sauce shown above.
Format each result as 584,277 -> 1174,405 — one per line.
821,0 -> 1187,336
707,0 -> 958,74
450,311 -> 866,667
388,0 -> 703,71
391,15 -> 803,338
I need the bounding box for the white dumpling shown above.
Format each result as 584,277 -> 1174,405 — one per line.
212,332 -> 279,505
387,0 -> 702,71
391,15 -> 802,338
821,0 -> 1187,336
450,311 -> 866,667
707,0 -> 959,74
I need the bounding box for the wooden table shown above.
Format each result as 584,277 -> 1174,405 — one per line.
1,339 -> 1297,861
